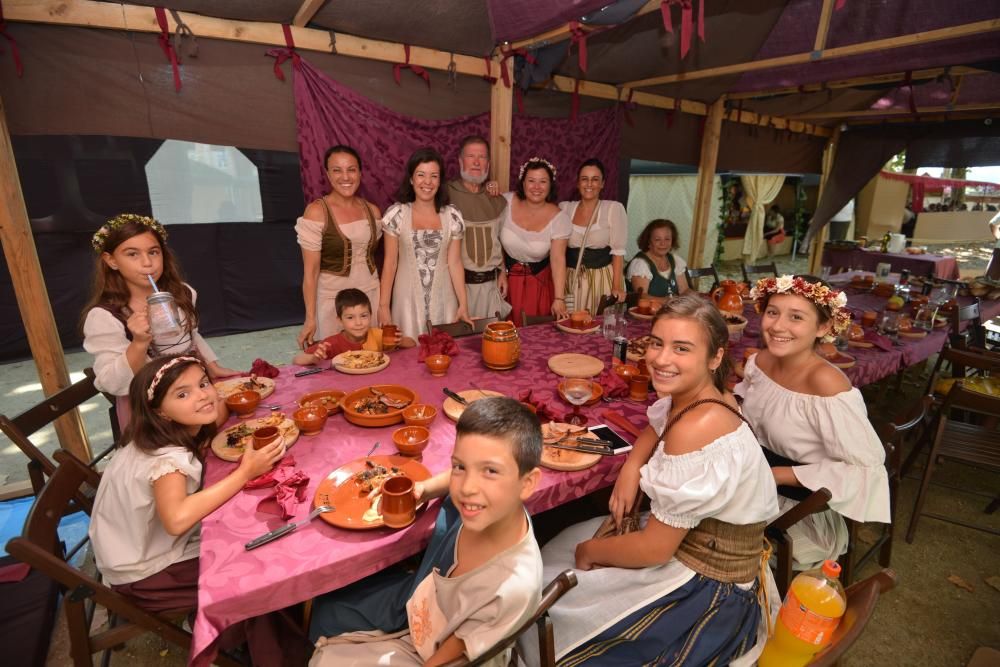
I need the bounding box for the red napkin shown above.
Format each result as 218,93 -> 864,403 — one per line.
518,389 -> 564,422
245,455 -> 310,519
598,368 -> 629,398
249,358 -> 280,378
864,330 -> 895,352
417,330 -> 459,362
0,562 -> 30,583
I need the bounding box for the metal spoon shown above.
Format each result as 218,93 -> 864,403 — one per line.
244,505 -> 334,550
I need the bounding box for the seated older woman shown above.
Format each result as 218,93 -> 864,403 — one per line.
626,219 -> 690,297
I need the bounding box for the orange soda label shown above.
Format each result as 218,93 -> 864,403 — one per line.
778,588 -> 840,646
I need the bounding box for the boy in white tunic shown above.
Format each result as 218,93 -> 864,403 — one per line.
310,397 -> 544,667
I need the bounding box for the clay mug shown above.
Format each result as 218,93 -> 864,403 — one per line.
629,374 -> 651,401
380,476 -> 416,528
252,425 -> 282,450
381,324 -> 399,350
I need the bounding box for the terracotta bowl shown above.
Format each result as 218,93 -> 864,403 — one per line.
292,405 -> 329,436
425,354 -> 451,377
570,310 -> 592,326
724,314 -> 747,341
225,390 -> 260,417
341,384 -> 418,428
614,364 -> 640,381
393,425 -> 430,457
402,404 -> 437,427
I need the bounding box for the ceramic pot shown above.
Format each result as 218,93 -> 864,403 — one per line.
711,280 -> 744,313
482,321 -> 520,370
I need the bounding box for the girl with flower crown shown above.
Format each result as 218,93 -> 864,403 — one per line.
81,214 -> 239,401
498,157 -> 572,325
735,274 -> 889,570
89,355 -> 308,663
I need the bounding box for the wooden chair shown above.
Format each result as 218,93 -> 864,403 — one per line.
741,261 -> 778,283
472,312 -> 501,334
5,451 -> 242,667
521,310 -> 556,326
595,294 -> 618,317
684,265 -> 720,292
807,569 -> 897,666
428,313 -> 500,338
905,382 -> 1000,542
766,487 -> 833,597
439,570 -> 577,667
948,298 -> 986,349
0,367 -> 116,503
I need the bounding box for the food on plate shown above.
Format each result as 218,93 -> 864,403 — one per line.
223,413 -> 287,451
353,459 -> 404,494
848,323 -> 865,341
627,335 -> 651,358
885,295 -> 905,311
541,421 -> 588,444
336,350 -> 386,370
351,396 -> 392,415
362,496 -> 382,523
232,375 -> 268,394
302,392 -> 342,411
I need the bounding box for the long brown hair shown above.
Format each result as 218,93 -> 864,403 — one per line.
80,217 -> 197,333
124,355 -> 216,455
651,294 -> 732,393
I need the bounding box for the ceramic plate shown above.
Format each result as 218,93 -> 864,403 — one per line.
341,385 -> 418,427
214,376 -> 276,400
557,379 -> 603,406
331,350 -> 390,375
210,414 -> 299,462
628,307 -> 654,320
554,319 -> 600,335
313,455 -> 431,530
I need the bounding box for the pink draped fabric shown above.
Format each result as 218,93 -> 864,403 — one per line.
292,58 -> 621,208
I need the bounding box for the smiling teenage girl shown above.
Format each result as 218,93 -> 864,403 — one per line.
520,295 -> 778,666
82,214 -> 238,400
736,275 -> 889,570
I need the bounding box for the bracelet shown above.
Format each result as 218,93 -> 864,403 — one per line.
554,297 -> 565,301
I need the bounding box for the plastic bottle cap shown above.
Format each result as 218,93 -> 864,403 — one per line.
822,560 -> 842,578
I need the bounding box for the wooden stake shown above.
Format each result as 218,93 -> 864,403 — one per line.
813,0 -> 836,52
808,126 -> 842,275
511,0 -> 660,50
727,66 -> 985,100
689,98 -> 726,268
625,19 -> 1000,88
292,0 -> 327,28
490,57 -> 513,192
790,102 -> 1000,120
0,94 -> 91,462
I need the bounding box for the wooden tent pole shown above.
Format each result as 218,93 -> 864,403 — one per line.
490,56 -> 514,192
790,102 -> 1000,120
813,0 -> 836,52
292,0 -> 326,27
807,126 -> 842,275
0,94 -> 91,461
689,97 -> 726,268
511,0 -> 660,50
727,66 -> 984,101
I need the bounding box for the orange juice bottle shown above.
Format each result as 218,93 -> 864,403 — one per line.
759,560 -> 846,667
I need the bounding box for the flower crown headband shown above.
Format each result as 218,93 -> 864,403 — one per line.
92,214 -> 168,254
749,275 -> 851,341
518,157 -> 557,181
147,356 -> 202,401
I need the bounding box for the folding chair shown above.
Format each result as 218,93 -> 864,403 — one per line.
807,569 -> 897,666
5,451 -> 242,667
684,265 -> 720,292
440,570 -> 577,667
521,310 -> 556,326
0,367 -> 116,506
948,298 -> 986,350
741,261 -> 779,283
428,313 -> 500,338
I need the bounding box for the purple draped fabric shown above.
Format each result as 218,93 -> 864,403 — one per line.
293,58 -> 620,208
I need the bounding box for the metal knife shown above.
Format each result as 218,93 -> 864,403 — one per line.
244,504 -> 333,551
545,441 -> 614,456
442,387 -> 468,405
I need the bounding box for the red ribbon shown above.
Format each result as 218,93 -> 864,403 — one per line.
570,78 -> 581,123
569,21 -> 588,73
498,45 -> 536,89
482,56 -> 497,84
621,88 -> 636,127
267,24 -> 301,81
903,70 -> 917,114
835,0 -> 847,9
0,1 -> 22,78
665,97 -> 680,128
394,44 -> 430,88
660,0 -> 703,59
154,7 -> 181,91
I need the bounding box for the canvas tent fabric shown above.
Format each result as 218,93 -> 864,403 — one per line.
879,170 -> 1000,212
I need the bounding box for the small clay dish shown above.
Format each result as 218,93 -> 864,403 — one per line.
614,364 -> 640,381
402,404 -> 437,427
292,405 -> 329,436
392,425 -> 430,457
225,390 -> 260,417
425,354 -> 451,377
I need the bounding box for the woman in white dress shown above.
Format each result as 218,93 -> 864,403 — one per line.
499,158 -> 572,326
296,145 -> 382,349
378,147 -> 471,340
560,159 -> 627,314
625,219 -> 690,297
521,295 -> 778,666
736,275 -> 889,570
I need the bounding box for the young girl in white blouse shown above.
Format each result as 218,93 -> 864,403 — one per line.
520,295 -> 779,666
88,355 -> 305,663
735,275 -> 889,569
81,214 -> 239,400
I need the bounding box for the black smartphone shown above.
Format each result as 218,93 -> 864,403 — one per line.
588,424 -> 633,455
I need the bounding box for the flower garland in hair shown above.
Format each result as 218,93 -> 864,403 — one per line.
92,214 -> 168,254
147,356 -> 202,401
518,157 -> 557,181
750,275 -> 851,341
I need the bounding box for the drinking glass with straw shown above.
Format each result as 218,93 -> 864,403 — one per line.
146,274 -> 183,342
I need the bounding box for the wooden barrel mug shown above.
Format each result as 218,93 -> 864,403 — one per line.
481,321 -> 521,370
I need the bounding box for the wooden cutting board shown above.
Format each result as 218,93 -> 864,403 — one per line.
443,389 -> 505,421
547,353 -> 605,379
540,446 -> 601,471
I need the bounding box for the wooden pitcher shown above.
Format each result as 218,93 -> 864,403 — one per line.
482,321 -> 520,370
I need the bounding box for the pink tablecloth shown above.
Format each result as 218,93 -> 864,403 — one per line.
190,321 -> 652,665
823,248 -> 959,280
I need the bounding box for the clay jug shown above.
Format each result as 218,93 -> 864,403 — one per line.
711,280 -> 744,313
482,321 -> 520,370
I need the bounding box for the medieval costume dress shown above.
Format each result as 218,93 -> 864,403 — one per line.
560,199 -> 627,315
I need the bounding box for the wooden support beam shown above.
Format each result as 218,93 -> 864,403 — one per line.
510,0 -> 660,50
292,0 -> 327,28
689,98 -> 726,268
813,0 -> 836,52
789,102 -> 1000,121
490,58 -> 513,192
625,18 -> 1000,89
0,94 -> 91,462
808,127 -> 842,275
727,66 -> 984,101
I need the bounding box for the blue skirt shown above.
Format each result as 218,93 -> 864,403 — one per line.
556,574 -> 760,667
